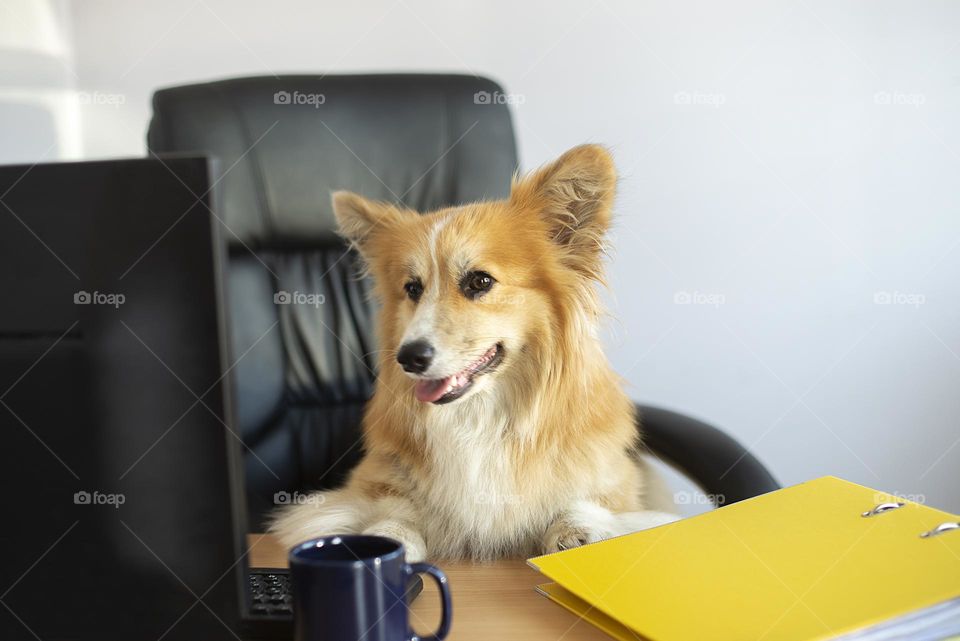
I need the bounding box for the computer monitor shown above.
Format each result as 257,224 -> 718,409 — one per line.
0,156 -> 275,640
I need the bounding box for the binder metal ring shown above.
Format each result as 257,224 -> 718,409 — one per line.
861,502 -> 904,517
920,522 -> 960,538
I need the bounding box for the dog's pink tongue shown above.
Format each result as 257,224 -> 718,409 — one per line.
414,377 -> 453,403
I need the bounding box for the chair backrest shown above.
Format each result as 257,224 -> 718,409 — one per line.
148,74 -> 518,526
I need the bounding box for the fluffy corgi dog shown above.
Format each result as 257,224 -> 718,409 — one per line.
270,145 -> 677,561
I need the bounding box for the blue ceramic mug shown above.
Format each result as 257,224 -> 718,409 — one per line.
289,535 -> 452,641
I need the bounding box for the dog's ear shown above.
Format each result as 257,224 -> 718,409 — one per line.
332,191 -> 408,258
509,145 -> 616,278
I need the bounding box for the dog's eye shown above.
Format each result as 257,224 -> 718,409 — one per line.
461,271 -> 495,299
404,279 -> 423,302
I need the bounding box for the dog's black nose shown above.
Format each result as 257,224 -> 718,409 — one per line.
397,340 -> 434,374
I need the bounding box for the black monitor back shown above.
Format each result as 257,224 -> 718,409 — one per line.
0,157 -> 247,640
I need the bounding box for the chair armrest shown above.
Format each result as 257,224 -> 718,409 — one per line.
636,404 -> 779,506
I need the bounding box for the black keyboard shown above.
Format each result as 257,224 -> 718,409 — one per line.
248,569 -> 294,618
246,568 -> 424,619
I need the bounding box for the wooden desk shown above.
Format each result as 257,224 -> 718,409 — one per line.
248,534 -> 609,641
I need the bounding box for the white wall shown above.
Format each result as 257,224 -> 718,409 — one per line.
0,0 -> 80,163
8,1 -> 960,511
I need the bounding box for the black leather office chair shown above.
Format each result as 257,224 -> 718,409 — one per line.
147,74 -> 778,528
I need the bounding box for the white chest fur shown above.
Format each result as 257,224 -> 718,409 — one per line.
414,401 -> 553,559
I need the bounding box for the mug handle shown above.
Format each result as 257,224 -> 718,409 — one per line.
405,562 -> 452,641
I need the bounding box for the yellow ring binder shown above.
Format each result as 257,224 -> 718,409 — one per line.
529,477 -> 960,641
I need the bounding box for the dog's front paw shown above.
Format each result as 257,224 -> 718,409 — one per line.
268,491 -> 362,549
542,522 -> 600,554
363,520 -> 427,562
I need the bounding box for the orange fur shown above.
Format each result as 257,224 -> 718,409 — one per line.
269,145 -> 677,561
